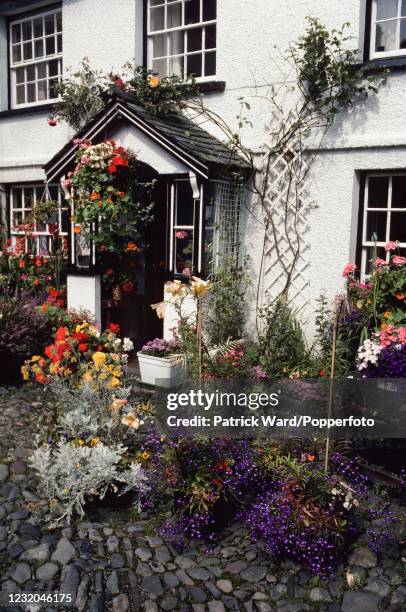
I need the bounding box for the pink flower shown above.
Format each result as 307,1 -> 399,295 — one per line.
20,274 -> 28,281
253,365 -> 267,380
81,154 -> 90,164
375,258 -> 387,267
392,256 -> 406,265
175,230 -> 188,239
182,267 -> 191,276
342,263 -> 357,278
385,241 -> 398,251
62,178 -> 72,188
48,117 -> 57,126
73,138 -> 82,145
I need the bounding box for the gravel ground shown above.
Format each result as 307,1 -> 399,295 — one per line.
0,385 -> 405,612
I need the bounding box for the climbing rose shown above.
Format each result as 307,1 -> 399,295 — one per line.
342,263 -> 357,278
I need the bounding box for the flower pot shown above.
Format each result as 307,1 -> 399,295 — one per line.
137,352 -> 185,388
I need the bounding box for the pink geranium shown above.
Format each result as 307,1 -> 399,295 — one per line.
342,263 -> 357,278
392,256 -> 406,265
385,241 -> 398,251
375,258 -> 387,267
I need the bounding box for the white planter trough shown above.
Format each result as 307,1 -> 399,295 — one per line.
137,352 -> 185,388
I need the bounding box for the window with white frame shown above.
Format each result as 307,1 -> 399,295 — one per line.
171,179 -> 198,274
10,185 -> 69,255
360,174 -> 406,276
147,0 -> 216,78
370,0 -> 406,58
9,9 -> 62,107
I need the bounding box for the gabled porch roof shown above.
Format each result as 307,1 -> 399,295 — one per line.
44,91 -> 250,182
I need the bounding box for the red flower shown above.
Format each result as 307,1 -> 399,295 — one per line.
48,223 -> 59,237
55,327 -> 68,342
78,343 -> 88,352
122,281 -> 135,293
108,155 -> 128,174
48,117 -> 57,126
105,268 -> 114,276
109,323 -> 120,334
18,259 -> 25,269
73,332 -> 89,342
319,369 -> 326,377
35,258 -> 42,267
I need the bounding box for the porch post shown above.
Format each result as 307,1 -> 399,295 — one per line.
67,273 -> 102,325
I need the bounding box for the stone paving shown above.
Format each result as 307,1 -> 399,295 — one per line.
0,385 -> 405,611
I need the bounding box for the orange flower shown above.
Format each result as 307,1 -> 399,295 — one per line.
97,201 -> 103,208
118,191 -> 125,197
395,292 -> 405,300
148,75 -> 160,88
73,225 -> 81,234
18,259 -> 25,269
307,454 -> 315,462
383,311 -> 392,319
90,192 -> 100,201
126,242 -> 138,252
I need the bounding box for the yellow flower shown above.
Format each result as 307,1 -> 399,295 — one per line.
92,351 -> 106,368
383,311 -> 392,319
21,366 -> 29,381
76,439 -> 85,446
110,398 -> 128,413
83,370 -> 93,382
90,437 -> 100,447
121,413 -> 142,429
190,276 -> 212,298
112,366 -> 122,377
151,301 -> 167,319
108,376 -> 121,388
141,451 -> 150,460
31,355 -> 42,362
165,280 -> 186,297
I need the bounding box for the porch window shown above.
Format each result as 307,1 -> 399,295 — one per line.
147,0 -> 216,78
370,0 -> 406,59
10,184 -> 69,255
9,9 -> 62,108
171,179 -> 197,275
359,173 -> 406,276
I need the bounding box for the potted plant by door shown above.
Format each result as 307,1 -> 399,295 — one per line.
137,338 -> 184,388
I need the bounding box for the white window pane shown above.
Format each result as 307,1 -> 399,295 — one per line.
203,0 -> 216,21
57,34 -> 62,53
49,59 -> 59,76
152,57 -> 167,76
27,83 -> 36,103
187,53 -> 202,76
187,27 -> 202,52
390,212 -> 406,241
38,80 -> 47,101
376,0 -> 398,20
12,24 -> 21,44
16,85 -> 25,104
205,24 -> 216,49
12,188 -> 22,209
169,30 -> 184,55
45,13 -> 55,35
368,176 -> 389,207
26,65 -> 35,81
37,62 -> 47,79
150,6 -> 165,31
169,55 -> 184,75
38,236 -> 49,256
16,67 -> 25,84
402,0 -> 406,15
153,34 -> 166,57
35,39 -> 44,58
12,45 -> 21,63
376,20 -> 397,52
366,210 -> 388,242
175,232 -> 194,273
205,51 -> 216,76
167,2 -> 182,28
48,78 -> 58,98
23,42 -> 33,60
56,12 -> 62,32
185,0 -> 200,25
22,21 -> 32,41
24,187 -> 34,208
401,19 -> 406,47
46,37 -> 55,56
392,176 -> 406,207
33,18 -> 43,38
150,0 -> 163,5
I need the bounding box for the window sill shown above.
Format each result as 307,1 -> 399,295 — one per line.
197,80 -> 226,94
364,56 -> 406,73
0,103 -> 54,119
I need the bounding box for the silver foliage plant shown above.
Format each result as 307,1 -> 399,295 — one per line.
30,439 -> 148,525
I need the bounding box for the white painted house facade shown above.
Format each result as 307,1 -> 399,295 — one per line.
1,0 -> 406,342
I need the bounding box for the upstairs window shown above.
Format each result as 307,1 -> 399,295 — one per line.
359,174 -> 406,276
370,0 -> 406,58
9,9 -> 62,108
147,0 -> 216,78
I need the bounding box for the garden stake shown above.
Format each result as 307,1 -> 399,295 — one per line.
324,298 -> 340,474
